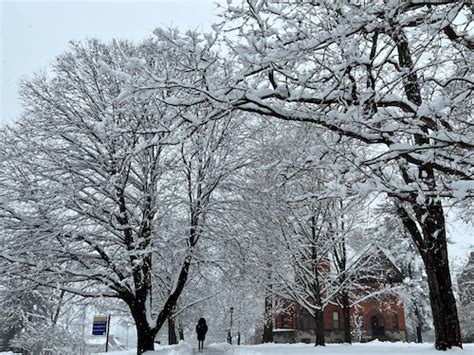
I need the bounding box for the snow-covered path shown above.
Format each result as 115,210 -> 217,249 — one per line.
191,346 -> 223,355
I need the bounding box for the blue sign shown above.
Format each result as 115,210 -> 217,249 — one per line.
92,316 -> 108,336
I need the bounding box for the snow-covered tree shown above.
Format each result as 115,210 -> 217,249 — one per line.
127,10 -> 471,346
150,1 -> 473,349
227,121 -> 398,346
0,37 -> 245,354
0,282 -> 79,354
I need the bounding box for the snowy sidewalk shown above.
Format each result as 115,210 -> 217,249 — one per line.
191,346 -> 225,355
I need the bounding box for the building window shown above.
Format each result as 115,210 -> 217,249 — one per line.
333,311 -> 340,330
282,315 -> 289,329
392,312 -> 399,329
301,310 -> 311,330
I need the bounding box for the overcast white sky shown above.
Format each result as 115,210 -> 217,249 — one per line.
0,0 -> 472,267
0,0 -> 216,125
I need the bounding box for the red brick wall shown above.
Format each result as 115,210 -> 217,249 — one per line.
275,309 -> 297,329
324,304 -> 341,330
275,294 -> 406,334
353,297 -> 406,331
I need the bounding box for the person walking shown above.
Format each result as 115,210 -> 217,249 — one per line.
196,318 -> 208,352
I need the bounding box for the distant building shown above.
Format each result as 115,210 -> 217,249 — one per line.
273,248 -> 407,343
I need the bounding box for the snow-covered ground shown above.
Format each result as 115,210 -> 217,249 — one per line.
90,341 -> 474,355
3,341 -> 473,355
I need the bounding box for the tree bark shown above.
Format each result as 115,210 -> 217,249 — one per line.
414,305 -> 423,343
341,290 -> 352,344
416,325 -> 423,344
262,289 -> 274,343
314,308 -> 325,346
397,201 -> 462,349
129,297 -> 158,354
136,325 -> 156,355
168,317 -> 178,345
178,323 -> 184,341
309,214 -> 325,347
424,234 -> 462,350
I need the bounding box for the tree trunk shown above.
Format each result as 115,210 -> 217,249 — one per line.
414,305 -> 423,343
178,323 -> 184,341
262,290 -> 274,343
314,309 -> 325,346
424,238 -> 462,350
416,325 -> 423,344
262,322 -> 273,343
136,325 -> 156,355
341,291 -> 351,344
129,300 -> 158,355
168,317 -> 178,345
421,202 -> 461,350
397,200 -> 462,349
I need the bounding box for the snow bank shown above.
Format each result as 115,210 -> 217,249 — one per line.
147,341 -> 193,355
208,340 -> 470,354
95,350 -> 135,355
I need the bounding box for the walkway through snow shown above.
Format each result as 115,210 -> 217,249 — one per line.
191,347 -> 223,355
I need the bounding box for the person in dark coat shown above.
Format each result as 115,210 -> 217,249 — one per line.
196,318 -> 208,352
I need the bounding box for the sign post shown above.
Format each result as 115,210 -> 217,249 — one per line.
92,315 -> 111,352
105,315 -> 111,352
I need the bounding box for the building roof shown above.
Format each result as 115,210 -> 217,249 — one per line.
353,246 -> 404,284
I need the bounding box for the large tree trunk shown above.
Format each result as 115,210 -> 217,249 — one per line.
425,248 -> 461,349
125,253 -> 193,354
423,228 -> 462,350
314,308 -> 325,346
130,301 -> 158,355
262,289 -> 274,343
397,201 -> 462,349
136,326 -> 156,355
341,290 -> 351,344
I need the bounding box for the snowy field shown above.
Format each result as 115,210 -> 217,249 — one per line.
88,341 -> 474,355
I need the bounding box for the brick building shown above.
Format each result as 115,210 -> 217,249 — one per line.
273,249 -> 407,343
